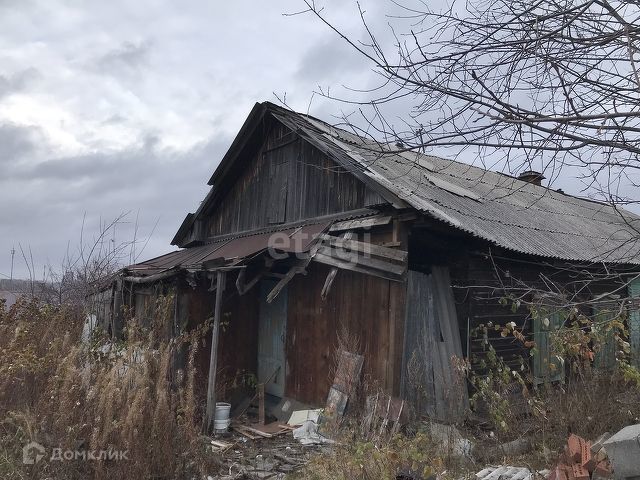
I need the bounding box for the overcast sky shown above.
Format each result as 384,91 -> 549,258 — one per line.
0,0 -> 383,279
1,1 -> 636,280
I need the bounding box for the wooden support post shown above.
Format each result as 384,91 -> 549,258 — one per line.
258,383 -> 265,426
205,270 -> 226,434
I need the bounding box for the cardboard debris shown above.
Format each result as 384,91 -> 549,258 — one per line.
293,420 -> 335,445
287,409 -> 322,426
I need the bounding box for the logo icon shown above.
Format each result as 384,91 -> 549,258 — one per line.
22,441 -> 45,465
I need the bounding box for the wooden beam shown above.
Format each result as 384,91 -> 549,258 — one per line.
319,234 -> 408,262
236,257 -> 273,295
205,270 -> 226,434
321,232 -> 354,300
313,252 -> 405,282
266,261 -> 307,303
329,215 -> 392,232
123,268 -> 180,284
315,247 -> 407,276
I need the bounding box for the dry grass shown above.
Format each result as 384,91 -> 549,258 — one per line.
0,297 -> 215,480
2,297 -> 639,479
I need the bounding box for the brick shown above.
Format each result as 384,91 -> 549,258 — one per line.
567,434 -> 582,462
581,440 -> 594,471
555,466 -> 569,480
582,441 -> 598,473
549,466 -> 570,480
570,463 -> 590,480
560,465 -> 574,480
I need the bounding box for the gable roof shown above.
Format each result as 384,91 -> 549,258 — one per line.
179,101 -> 640,265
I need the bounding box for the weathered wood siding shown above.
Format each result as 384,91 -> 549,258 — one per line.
205,121 -> 386,238
448,252 -> 627,375
285,262 -> 406,405
176,277 -> 260,402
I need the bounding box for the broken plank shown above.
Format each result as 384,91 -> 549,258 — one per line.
239,425 -> 273,438
319,234 -> 408,262
313,252 -> 405,282
329,215 -> 392,232
232,425 -> 260,440
266,263 -> 306,303
315,247 -> 407,276
321,231 -> 354,300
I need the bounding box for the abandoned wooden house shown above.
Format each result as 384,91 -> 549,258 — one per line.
90,101 -> 640,426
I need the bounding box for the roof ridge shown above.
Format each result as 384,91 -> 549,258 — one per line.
263,101 -> 636,214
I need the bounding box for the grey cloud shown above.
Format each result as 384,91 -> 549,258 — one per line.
0,132 -> 231,278
93,40 -> 152,75
295,36 -> 367,83
0,68 -> 41,99
0,123 -> 47,165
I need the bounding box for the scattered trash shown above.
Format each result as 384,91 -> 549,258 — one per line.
203,428 -> 314,478
287,409 -> 322,426
476,437 -> 534,462
428,422 -> 474,459
210,439 -> 234,453
293,420 -> 335,445
232,423 -> 294,440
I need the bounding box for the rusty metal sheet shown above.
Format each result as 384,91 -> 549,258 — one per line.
126,222 -> 330,277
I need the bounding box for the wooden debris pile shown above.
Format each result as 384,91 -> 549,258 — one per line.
206,431 -> 314,479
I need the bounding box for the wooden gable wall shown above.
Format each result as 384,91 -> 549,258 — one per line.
204,120 -> 386,238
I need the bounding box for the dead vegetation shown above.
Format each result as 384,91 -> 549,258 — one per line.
2,294 -> 640,480
0,296 -> 216,480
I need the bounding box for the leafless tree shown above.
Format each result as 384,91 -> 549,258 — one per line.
302,0 -> 640,205
9,212 -> 156,308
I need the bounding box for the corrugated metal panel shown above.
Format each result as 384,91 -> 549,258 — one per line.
269,103 -> 640,265
126,222 -> 330,277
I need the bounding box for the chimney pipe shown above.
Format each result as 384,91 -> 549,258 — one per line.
518,170 -> 545,186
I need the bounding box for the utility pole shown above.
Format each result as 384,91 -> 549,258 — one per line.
10,246 -> 15,282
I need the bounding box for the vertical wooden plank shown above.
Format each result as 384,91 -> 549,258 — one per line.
593,302 -> 617,370
629,278 -> 640,369
205,270 -> 226,434
258,383 -> 265,425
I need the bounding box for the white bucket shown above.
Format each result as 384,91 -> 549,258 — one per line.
214,418 -> 231,432
215,402 -> 231,421
214,402 -> 231,432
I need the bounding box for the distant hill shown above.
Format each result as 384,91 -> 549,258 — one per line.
0,279 -> 55,309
